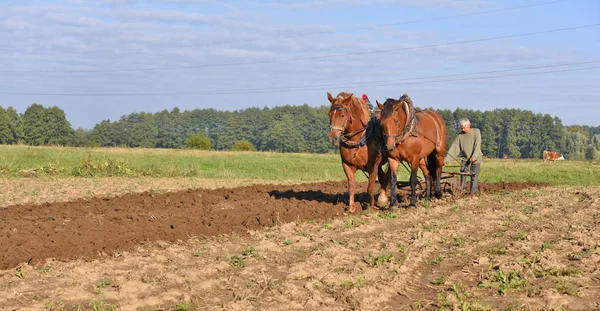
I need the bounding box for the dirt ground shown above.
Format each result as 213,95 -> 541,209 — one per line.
1,181 -> 599,310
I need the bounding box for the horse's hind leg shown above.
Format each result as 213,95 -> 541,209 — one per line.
366,165 -> 378,209
342,163 -> 358,213
433,153 -> 444,199
427,153 -> 442,199
419,159 -> 431,201
408,158 -> 421,207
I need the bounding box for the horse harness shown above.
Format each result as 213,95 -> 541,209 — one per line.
385,101 -> 443,149
384,100 -> 418,145
329,96 -> 371,149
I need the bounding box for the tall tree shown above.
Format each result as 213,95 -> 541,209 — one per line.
265,114 -> 306,152
46,106 -> 77,146
0,107 -> 14,144
564,130 -> 588,160
22,104 -> 49,146
90,120 -> 115,146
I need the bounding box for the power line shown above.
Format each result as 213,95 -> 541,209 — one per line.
4,23 -> 599,74
0,0 -> 567,55
2,61 -> 597,97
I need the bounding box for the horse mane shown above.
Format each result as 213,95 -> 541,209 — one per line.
336,92 -> 370,121
380,98 -> 399,117
381,94 -> 415,117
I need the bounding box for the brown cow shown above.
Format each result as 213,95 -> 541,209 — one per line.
543,150 -> 565,162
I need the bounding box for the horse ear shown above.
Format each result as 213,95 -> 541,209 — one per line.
376,100 -> 384,110
327,92 -> 334,103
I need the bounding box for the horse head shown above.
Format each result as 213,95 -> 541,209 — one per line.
377,95 -> 412,152
327,92 -> 353,146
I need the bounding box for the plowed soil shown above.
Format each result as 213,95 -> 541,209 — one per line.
1,181 -> 599,310
0,181 -> 539,271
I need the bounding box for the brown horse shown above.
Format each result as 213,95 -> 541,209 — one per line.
376,94 -> 447,207
327,92 -> 390,213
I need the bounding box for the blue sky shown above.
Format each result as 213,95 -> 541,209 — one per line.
0,0 -> 598,129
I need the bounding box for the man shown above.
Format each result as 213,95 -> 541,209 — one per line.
444,118 -> 483,194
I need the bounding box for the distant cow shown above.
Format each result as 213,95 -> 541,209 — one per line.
543,150 -> 565,162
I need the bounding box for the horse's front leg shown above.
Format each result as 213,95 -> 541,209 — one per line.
377,160 -> 390,208
388,158 -> 400,209
342,162 -> 358,213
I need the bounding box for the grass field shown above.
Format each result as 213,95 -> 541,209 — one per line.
1,145 -> 598,184
1,145 -> 599,207
0,146 -> 600,186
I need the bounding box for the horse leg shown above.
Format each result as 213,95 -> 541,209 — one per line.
388,158 -> 400,209
433,153 -> 444,198
377,161 -> 390,207
342,162 -> 358,213
367,168 -> 378,209
408,158 -> 420,207
419,159 -> 431,201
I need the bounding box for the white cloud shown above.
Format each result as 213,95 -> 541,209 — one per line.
2,0 -> 597,128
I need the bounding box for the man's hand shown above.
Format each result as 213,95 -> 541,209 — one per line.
443,160 -> 447,166
470,157 -> 476,163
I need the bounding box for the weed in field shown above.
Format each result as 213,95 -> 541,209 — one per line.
192,250 -> 203,257
321,218 -> 333,229
243,246 -> 257,257
175,301 -> 198,311
283,240 -> 293,246
431,255 -> 445,265
452,236 -> 463,247
534,268 -> 582,278
541,242 -> 554,251
522,205 -> 535,215
226,255 -> 246,267
526,285 -> 543,297
96,280 -> 112,289
481,268 -> 526,295
553,279 -> 579,296
378,211 -> 397,219
365,253 -> 395,266
487,247 -> 507,256
38,266 -> 50,274
341,277 -> 365,289
15,266 -> 24,278
344,217 -> 368,228
436,291 -> 451,308
430,276 -> 447,285
88,298 -> 117,311
510,232 -> 527,241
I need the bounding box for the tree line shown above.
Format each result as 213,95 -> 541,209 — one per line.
1,103 -> 599,160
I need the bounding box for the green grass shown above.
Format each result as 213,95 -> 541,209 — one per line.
1,145 -> 599,185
